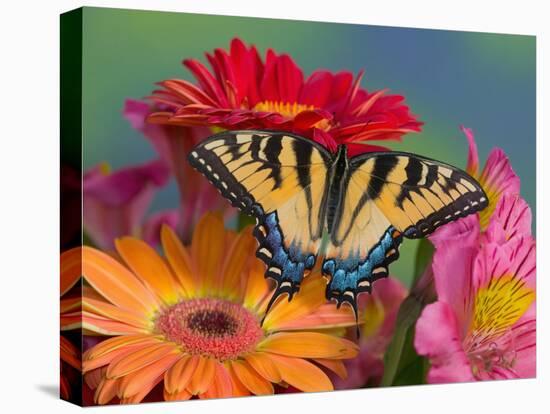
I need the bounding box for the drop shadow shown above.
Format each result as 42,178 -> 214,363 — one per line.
36,384 -> 59,399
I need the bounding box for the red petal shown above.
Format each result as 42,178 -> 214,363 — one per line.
183,59 -> 228,107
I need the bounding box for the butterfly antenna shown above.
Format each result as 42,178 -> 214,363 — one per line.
350,297 -> 361,340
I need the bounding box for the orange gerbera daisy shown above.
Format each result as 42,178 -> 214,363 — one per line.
81,213 -> 358,405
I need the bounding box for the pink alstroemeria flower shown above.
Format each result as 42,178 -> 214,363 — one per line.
415,233 -> 535,382
332,278 -> 407,389
148,38 -> 422,156
83,159 -> 176,250
461,126 -> 520,228
124,99 -> 230,241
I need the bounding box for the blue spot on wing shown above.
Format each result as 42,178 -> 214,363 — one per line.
253,207 -> 316,313
322,227 -> 403,313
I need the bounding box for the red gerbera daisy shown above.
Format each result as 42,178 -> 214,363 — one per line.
148,38 -> 422,156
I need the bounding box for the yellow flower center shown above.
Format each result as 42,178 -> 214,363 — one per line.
252,100 -> 331,130
464,274 -> 534,378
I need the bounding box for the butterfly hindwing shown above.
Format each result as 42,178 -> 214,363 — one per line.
323,151 -> 488,312
188,131 -> 332,307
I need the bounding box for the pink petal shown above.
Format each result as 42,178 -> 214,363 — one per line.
83,160 -> 170,249
429,214 -> 480,250
432,241 -> 477,327
480,148 -> 520,197
415,302 -> 474,384
141,210 -> 179,248
486,194 -> 532,242
460,126 -> 479,176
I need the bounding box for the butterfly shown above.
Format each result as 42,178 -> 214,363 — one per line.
188,130 -> 488,321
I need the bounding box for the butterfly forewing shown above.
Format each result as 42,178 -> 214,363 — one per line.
188,131 -> 333,307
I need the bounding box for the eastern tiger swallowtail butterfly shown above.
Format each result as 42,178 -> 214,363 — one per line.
188,130 -> 487,321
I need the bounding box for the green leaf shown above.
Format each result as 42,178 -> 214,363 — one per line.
413,238 -> 434,284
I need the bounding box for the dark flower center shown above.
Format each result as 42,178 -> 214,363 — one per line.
186,309 -> 238,337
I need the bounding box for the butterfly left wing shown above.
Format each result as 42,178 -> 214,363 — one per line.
188,130 -> 332,309
323,152 -> 488,314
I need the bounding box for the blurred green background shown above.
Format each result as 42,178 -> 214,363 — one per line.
79,7 -> 535,287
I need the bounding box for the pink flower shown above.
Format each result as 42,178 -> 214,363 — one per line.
148,38 -> 422,156
462,126 -> 520,228
124,99 -> 230,240
332,278 -> 407,388
419,128 -> 535,383
83,159 -> 175,250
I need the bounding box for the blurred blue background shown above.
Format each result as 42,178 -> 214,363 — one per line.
80,7 -> 535,286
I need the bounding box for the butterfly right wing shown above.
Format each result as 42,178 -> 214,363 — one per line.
188,130 -> 332,306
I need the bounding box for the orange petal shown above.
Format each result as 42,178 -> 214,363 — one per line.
82,246 -> 159,315
226,364 -> 250,397
314,359 -> 347,379
60,336 -> 80,370
164,388 -> 192,401
243,260 -> 270,311
191,213 -> 225,296
262,275 -> 326,331
84,367 -> 106,390
106,342 -> 179,378
82,312 -> 147,336
115,237 -> 181,305
266,354 -> 334,392
84,334 -> 158,360
219,228 -> 257,299
274,302 -> 357,331
244,352 -> 281,383
119,374 -> 164,404
95,378 -> 119,405
164,354 -> 199,394
60,247 -> 81,296
60,296 -> 81,314
230,360 -> 274,395
83,338 -> 160,373
161,225 -> 196,296
200,362 -> 233,399
83,296 -> 148,330
118,353 -> 180,398
60,311 -> 81,331
258,332 -> 359,359
187,356 -> 216,395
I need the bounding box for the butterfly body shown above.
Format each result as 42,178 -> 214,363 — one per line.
188,130 -> 488,318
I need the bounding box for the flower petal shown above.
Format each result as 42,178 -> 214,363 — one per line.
266,354 -> 334,392
83,296 -> 149,329
164,388 -> 192,401
486,194 -> 532,242
141,209 -> 179,248
187,356 -> 217,395
314,359 -> 347,379
82,246 -> 159,315
118,352 -> 180,398
200,362 -> 234,399
164,354 -> 199,395
244,352 -> 282,383
230,360 -> 274,395
106,342 -> 179,379
262,275 -> 326,331
272,302 -> 357,331
243,260 -> 270,311
461,126 -> 479,176
95,378 -> 119,405
219,227 -> 257,299
115,237 -> 181,304
160,225 -> 197,296
82,312 -> 146,336
258,332 -> 358,359
60,247 -> 81,296
414,302 -> 474,383
191,213 -> 226,296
